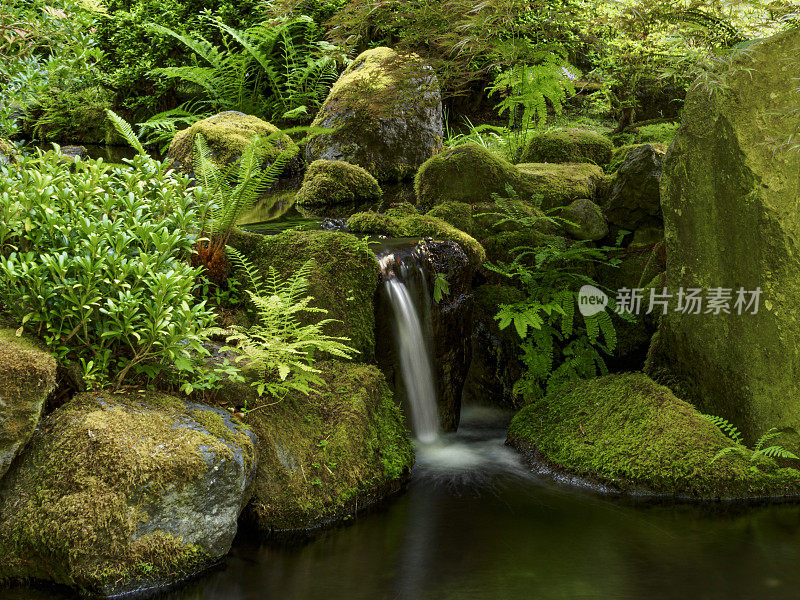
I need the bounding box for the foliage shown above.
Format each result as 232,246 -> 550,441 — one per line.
482,192 -> 627,400
0,148 -> 214,388
432,273 -> 450,304
215,247 -> 357,401
145,14 -> 341,129
704,415 -> 800,463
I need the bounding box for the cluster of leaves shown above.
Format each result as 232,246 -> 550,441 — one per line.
0,147 -> 213,388
483,193 -> 627,400
704,415 -> 800,463
214,248 -> 357,401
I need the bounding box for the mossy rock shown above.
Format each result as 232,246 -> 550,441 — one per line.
608,143 -> 668,173
221,361 -> 413,532
167,111 -> 297,175
415,143 -> 538,206
507,373 -> 800,499
0,139 -> 17,165
306,47 -> 443,182
295,160 -> 382,206
471,199 -> 561,241
346,205 -> 486,267
228,228 -> 380,362
0,392 -> 257,596
556,198 -> 608,241
22,87 -> 117,145
516,162 -> 605,210
520,129 -> 614,166
605,143 -> 666,231
425,201 -> 474,235
0,329 -> 57,481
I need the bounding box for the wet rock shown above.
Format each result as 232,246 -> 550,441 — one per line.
0,329 -> 57,481
306,47 -> 443,182
0,393 -> 257,597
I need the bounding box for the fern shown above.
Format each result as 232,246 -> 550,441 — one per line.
705,417 -> 800,464
105,109 -> 146,156
702,414 -> 743,445
214,249 -> 357,404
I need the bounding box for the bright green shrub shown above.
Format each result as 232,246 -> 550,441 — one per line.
0,149 -> 214,387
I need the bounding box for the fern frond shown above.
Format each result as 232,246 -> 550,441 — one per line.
106,110 -> 146,156
702,414 -> 744,445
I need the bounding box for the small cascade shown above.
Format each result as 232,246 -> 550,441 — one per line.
379,249 -> 440,444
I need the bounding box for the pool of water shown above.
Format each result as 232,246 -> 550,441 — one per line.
10,406 -> 800,600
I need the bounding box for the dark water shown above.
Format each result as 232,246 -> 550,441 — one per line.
10,406 -> 800,600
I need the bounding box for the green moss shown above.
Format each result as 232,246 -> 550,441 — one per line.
425,201 -> 474,234
516,162 -> 605,210
346,209 -> 486,267
0,138 -> 16,164
520,128 -> 614,166
611,122 -> 680,147
608,143 -> 668,173
228,228 -> 380,361
239,361 -> 414,531
507,373 -> 800,499
0,392 -> 257,593
295,160 -> 382,206
415,143 -> 538,206
167,112 -> 296,174
24,87 -> 116,144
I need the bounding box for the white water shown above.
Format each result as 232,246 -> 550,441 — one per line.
385,277 -> 440,444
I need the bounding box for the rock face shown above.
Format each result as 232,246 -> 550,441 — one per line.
520,128 -> 614,166
217,362 -> 413,532
646,28 -> 800,443
228,228 -> 380,362
507,373 -> 800,498
167,111 -> 297,175
306,47 -> 443,182
604,143 -> 665,231
0,393 -> 257,596
295,160 -> 382,206
0,329 -> 57,481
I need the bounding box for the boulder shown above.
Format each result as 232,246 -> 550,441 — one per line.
167,111 -> 297,175
425,201 -> 474,235
228,228 -> 380,361
306,47 -> 443,182
645,27 -> 800,443
216,362 -> 413,532
0,330 -> 57,481
516,162 -> 606,210
507,373 -> 800,498
295,160 -> 382,206
0,393 -> 257,596
414,143 -> 537,206
346,204 -> 485,268
557,198 -> 608,241
520,128 -> 614,166
604,143 -> 665,231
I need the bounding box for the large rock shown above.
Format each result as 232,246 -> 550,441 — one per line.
215,362 -> 413,532
0,329 -> 57,481
604,143 -> 665,231
507,373 -> 800,498
557,198 -> 608,241
520,128 -> 614,166
0,393 -> 257,596
516,162 -> 605,210
646,28 -> 800,444
167,111 -> 297,175
228,228 -> 380,361
306,47 -> 443,182
295,159 -> 382,206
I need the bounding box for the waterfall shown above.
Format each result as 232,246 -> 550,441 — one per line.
380,253 -> 440,444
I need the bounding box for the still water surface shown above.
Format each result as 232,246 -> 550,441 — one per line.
10,406 -> 800,600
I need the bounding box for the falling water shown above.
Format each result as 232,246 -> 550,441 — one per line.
381,254 -> 440,444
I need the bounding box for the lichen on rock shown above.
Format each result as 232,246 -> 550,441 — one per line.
295,159 -> 382,207
507,373 -> 800,499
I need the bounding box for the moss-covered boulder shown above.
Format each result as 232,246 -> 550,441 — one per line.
608,143 -> 668,173
217,362 -> 413,532
23,87 -> 116,145
167,111 -> 297,175
425,201 -> 474,235
516,162 -> 605,210
346,205 -> 486,267
0,392 -> 257,596
463,285 -> 526,408
0,330 -> 57,481
556,198 -> 608,241
295,160 -> 382,206
415,143 -> 538,206
520,128 -> 614,166
646,27 -> 800,444
228,228 -> 379,361
507,373 -> 800,499
306,47 -> 443,182
0,138 -> 17,165
605,143 -> 666,231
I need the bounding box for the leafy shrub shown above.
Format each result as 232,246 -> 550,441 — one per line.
0,148 -> 214,387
